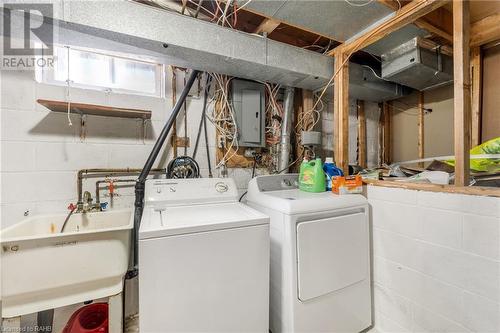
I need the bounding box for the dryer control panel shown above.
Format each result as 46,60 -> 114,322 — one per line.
255,174 -> 299,192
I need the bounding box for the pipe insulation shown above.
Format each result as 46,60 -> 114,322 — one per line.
279,87 -> 295,173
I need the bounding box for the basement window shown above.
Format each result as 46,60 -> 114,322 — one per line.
36,46 -> 164,97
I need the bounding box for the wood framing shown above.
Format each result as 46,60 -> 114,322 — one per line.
364,179 -> 500,197
453,0 -> 471,186
470,12 -> 500,47
418,91 -> 425,167
378,0 -> 453,42
357,100 -> 367,169
470,46 -> 482,147
329,0 -> 449,56
333,48 -> 349,174
381,101 -> 392,165
254,18 -> 281,34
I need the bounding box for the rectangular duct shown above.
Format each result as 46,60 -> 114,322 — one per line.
349,63 -> 412,102
1,1 -> 333,90
381,37 -> 453,91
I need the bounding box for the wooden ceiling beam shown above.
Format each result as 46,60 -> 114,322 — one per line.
253,18 -> 281,34
241,6 -> 341,44
377,0 -> 453,43
330,0 -> 450,56
470,12 -> 500,47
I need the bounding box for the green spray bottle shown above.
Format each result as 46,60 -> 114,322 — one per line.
299,158 -> 326,192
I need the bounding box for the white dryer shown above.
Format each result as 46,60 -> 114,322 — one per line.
246,174 -> 372,333
139,178 -> 270,333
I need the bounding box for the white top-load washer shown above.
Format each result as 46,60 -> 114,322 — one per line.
139,178 -> 270,333
246,174 -> 372,333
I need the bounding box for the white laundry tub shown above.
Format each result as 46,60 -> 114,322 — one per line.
0,209 -> 132,318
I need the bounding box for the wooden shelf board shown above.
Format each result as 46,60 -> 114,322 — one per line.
363,179 -> 500,197
37,99 -> 152,120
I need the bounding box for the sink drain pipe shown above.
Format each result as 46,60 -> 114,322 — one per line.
128,69 -> 200,278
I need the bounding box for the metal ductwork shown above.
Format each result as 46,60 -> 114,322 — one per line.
381,37 -> 453,91
2,1 -> 333,90
349,63 -> 412,102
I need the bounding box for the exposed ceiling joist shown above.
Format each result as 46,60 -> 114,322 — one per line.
254,18 -> 281,34
378,0 -> 453,42
470,12 -> 500,47
332,0 -> 450,56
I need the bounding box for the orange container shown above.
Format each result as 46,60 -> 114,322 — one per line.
331,175 -> 363,194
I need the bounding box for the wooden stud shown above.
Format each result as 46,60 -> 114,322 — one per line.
470,46 -> 482,147
329,0 -> 449,56
470,12 -> 500,48
357,100 -> 367,169
453,0 -> 471,186
418,91 -> 425,167
293,89 -> 304,167
302,90 -> 314,130
333,48 -> 349,174
254,18 -> 281,34
378,103 -> 384,165
382,101 -> 392,165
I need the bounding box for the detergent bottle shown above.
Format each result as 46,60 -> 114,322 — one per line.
323,157 -> 344,191
299,158 -> 326,192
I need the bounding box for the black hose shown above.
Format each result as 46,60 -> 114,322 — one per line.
167,156 -> 200,178
129,69 -> 200,278
192,74 -> 213,177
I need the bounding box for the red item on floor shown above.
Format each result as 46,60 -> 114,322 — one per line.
63,303 -> 108,333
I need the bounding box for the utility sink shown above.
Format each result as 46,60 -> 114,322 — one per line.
0,209 -> 132,318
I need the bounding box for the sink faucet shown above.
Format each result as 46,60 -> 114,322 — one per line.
79,191 -> 95,213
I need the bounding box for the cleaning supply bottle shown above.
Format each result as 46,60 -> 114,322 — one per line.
323,157 -> 344,191
299,158 -> 326,192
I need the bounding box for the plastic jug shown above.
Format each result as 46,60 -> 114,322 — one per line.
299,158 -> 326,192
323,157 -> 344,191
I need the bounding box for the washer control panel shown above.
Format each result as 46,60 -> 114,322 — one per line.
145,178 -> 238,206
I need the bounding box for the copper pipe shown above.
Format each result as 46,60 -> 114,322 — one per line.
77,168 -> 165,204
95,179 -> 137,205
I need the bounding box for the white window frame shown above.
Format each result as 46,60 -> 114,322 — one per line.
36,45 -> 166,98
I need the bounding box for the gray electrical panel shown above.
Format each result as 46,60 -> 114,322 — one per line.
232,79 -> 266,147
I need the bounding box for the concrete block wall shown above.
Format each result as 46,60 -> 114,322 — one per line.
322,94 -> 381,168
367,186 -> 500,333
0,68 -> 222,229
0,66 -> 271,229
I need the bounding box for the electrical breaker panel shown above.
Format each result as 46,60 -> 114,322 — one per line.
231,79 -> 266,147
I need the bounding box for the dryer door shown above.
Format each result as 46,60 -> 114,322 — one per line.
296,211 -> 368,301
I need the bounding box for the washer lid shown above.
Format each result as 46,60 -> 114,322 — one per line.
247,188 -> 367,215
139,202 -> 269,239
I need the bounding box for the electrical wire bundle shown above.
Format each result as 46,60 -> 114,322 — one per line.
205,73 -> 240,169
166,156 -> 200,178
